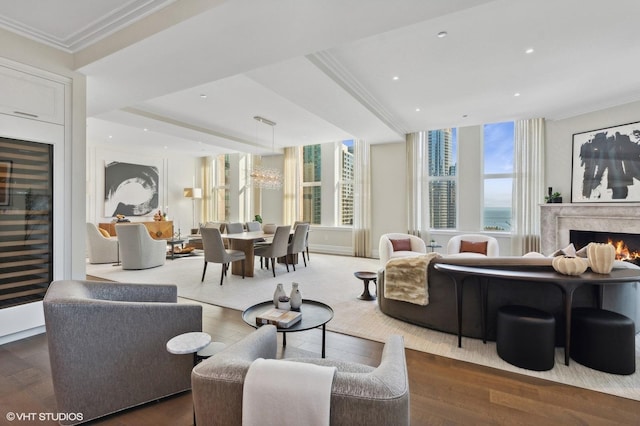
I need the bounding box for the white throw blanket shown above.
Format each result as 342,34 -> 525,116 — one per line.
384,253 -> 440,305
242,358 -> 336,426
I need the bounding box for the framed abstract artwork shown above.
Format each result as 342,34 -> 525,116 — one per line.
0,160 -> 11,206
571,121 -> 640,203
104,161 -> 160,217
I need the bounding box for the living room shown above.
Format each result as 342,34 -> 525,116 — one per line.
1,1 -> 640,424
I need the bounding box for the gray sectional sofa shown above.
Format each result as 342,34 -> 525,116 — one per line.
377,256 -> 640,343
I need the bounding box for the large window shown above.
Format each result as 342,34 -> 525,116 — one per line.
428,128 -> 457,229
301,141 -> 354,226
483,121 -> 514,231
339,140 -> 354,226
302,144 -> 322,224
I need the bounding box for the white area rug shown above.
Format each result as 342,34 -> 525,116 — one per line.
86,252 -> 640,401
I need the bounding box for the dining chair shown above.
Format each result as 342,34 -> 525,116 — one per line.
201,227 -> 245,285
226,222 -> 244,234
287,222 -> 309,271
254,225 -> 291,277
245,221 -> 262,232
294,221 -> 310,262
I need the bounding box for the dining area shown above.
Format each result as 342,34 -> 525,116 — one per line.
199,221 -> 310,285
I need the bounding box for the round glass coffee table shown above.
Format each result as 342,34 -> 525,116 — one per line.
242,299 -> 334,358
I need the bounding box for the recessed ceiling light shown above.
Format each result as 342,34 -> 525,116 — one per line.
437,31 -> 448,38
525,48 -> 534,54
108,135 -> 112,139
200,94 -> 207,99
415,108 -> 421,112
514,92 -> 521,97
143,128 -> 148,132
392,76 -> 399,81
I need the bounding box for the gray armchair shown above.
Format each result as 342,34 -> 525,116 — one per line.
115,223 -> 167,269
43,280 -> 202,425
191,325 -> 409,426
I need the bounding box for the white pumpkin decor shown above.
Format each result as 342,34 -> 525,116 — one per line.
552,255 -> 588,276
587,242 -> 616,274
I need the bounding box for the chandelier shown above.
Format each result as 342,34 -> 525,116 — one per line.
251,115 -> 283,189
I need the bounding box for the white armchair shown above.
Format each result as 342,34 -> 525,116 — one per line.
379,233 -> 427,266
447,234 -> 499,257
86,222 -> 118,264
115,223 -> 167,269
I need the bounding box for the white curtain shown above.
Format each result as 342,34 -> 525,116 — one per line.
513,118 -> 545,254
406,132 -> 430,238
200,156 -> 213,223
352,139 -> 371,257
283,146 -> 301,225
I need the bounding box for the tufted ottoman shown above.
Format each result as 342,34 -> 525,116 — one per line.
496,305 -> 556,371
570,307 -> 635,375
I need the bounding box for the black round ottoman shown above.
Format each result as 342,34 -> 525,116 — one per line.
570,307 -> 636,375
496,305 -> 556,371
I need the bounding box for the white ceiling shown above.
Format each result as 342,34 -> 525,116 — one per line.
2,0 -> 640,156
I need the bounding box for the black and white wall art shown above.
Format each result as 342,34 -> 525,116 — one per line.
571,121 -> 640,203
104,161 -> 159,216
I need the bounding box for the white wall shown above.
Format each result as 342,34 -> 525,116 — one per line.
545,99 -> 640,199
86,143 -> 200,235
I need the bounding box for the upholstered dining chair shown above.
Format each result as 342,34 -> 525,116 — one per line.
226,222 -> 244,234
287,222 -> 309,270
115,223 -> 166,270
294,221 -> 310,262
201,227 -> 245,285
254,225 -> 291,277
245,221 -> 262,232
86,222 -> 118,264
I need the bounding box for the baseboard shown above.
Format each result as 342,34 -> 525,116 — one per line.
309,244 -> 353,256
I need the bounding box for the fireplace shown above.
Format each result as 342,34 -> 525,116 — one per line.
570,230 -> 640,265
540,203 -> 640,255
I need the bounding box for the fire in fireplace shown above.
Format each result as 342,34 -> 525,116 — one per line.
570,230 -> 640,265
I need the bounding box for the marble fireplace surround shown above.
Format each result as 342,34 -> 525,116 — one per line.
540,203 -> 640,255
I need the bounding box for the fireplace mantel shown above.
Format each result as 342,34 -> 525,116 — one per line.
541,203 -> 640,255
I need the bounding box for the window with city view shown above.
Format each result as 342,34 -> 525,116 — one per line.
483,121 -> 514,231
428,128 -> 457,229
339,140 -> 354,225
302,144 -> 322,224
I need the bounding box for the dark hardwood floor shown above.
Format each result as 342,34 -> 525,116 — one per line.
1,297 -> 638,425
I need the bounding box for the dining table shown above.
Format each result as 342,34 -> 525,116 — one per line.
221,231 -> 274,277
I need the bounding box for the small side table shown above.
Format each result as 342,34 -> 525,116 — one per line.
427,243 -> 442,252
354,271 -> 377,300
166,332 -> 211,426
166,331 -> 211,366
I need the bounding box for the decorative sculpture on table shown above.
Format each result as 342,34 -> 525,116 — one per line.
552,255 -> 588,276
587,242 -> 616,274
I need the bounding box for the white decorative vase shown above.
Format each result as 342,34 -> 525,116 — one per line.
263,223 -> 276,234
290,282 -> 302,311
273,283 -> 286,307
552,256 -> 588,276
587,242 -> 616,274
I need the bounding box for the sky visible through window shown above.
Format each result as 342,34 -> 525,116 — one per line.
484,121 -> 514,209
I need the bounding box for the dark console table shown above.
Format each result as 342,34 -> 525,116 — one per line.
433,263 -> 640,366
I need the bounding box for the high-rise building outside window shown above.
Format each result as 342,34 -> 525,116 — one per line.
302,144 -> 322,224
428,128 -> 457,229
339,140 -> 354,226
483,121 -> 514,231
